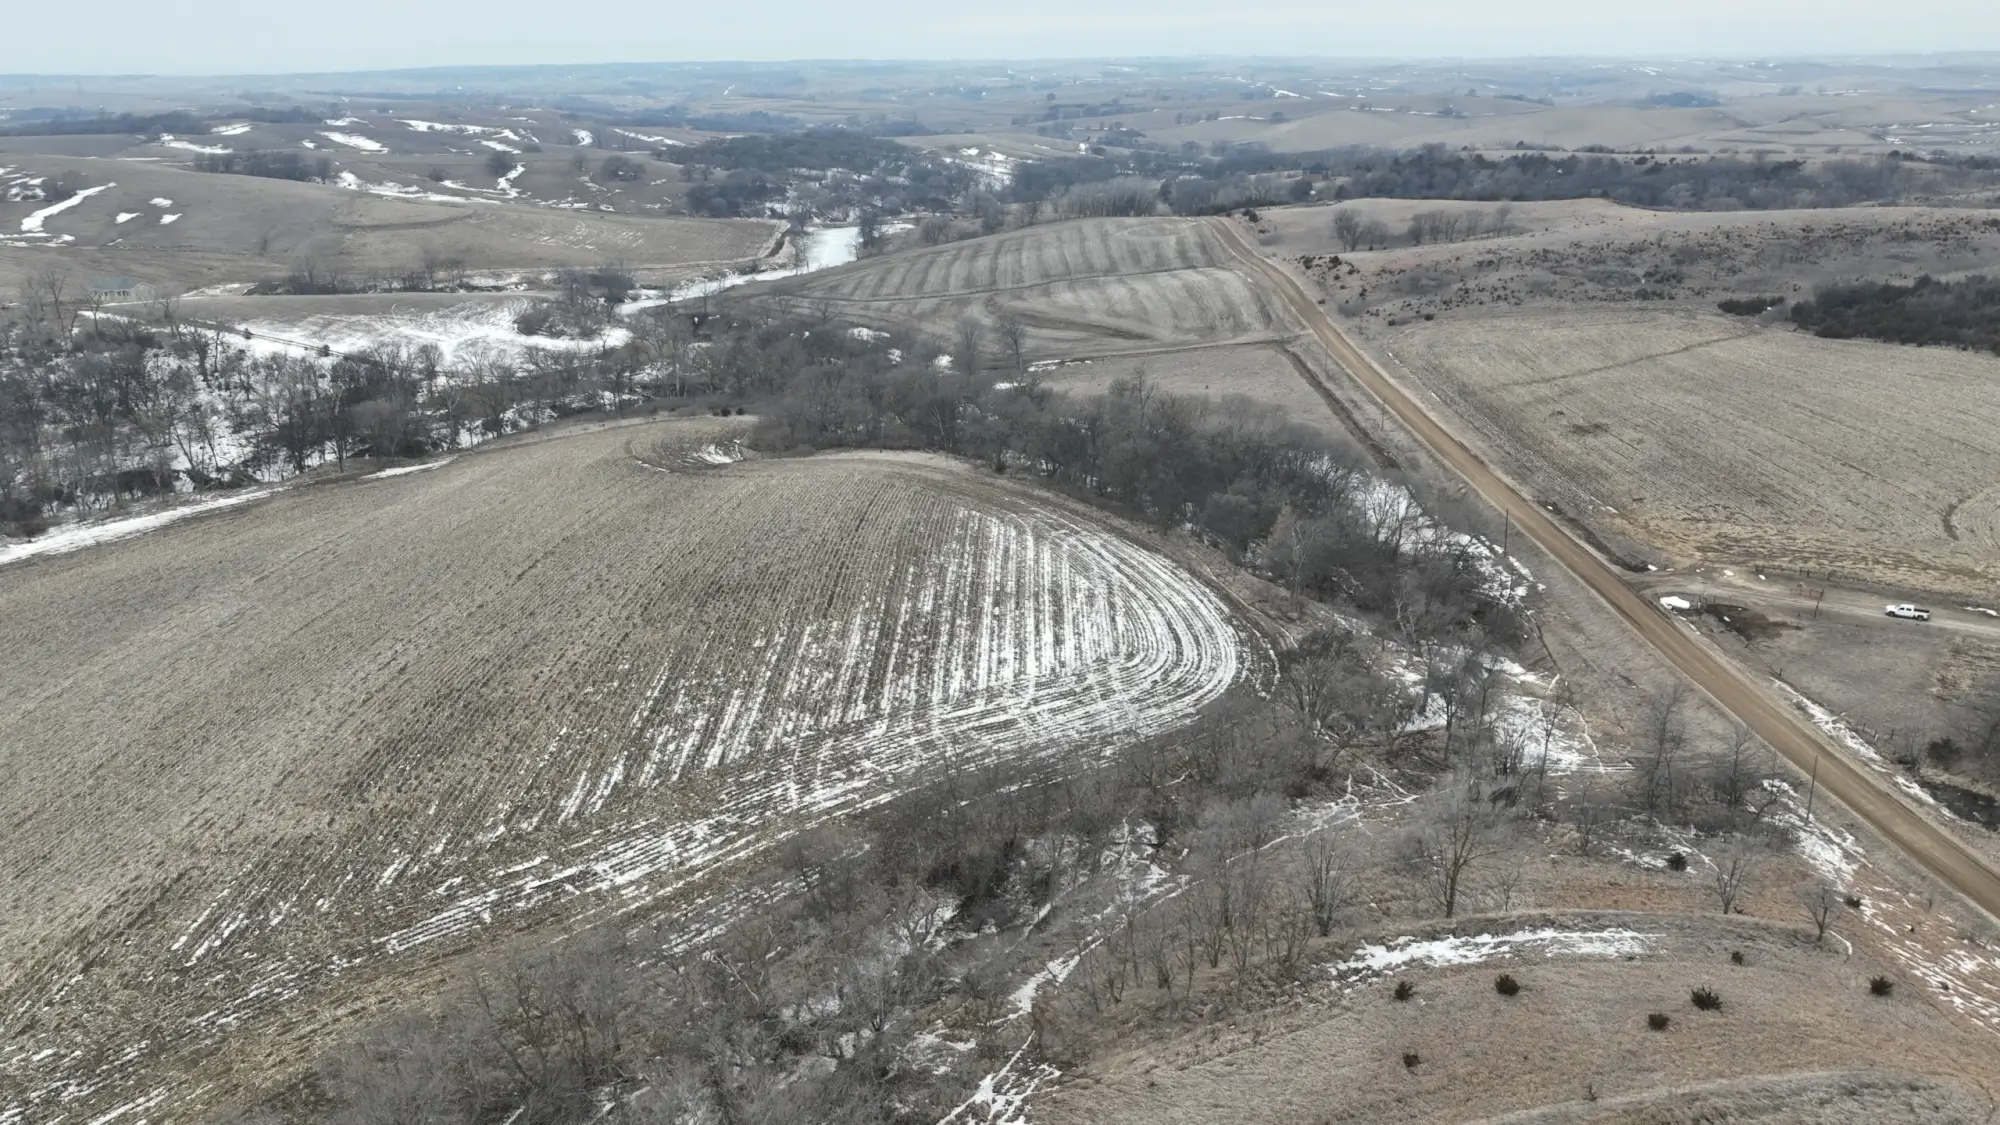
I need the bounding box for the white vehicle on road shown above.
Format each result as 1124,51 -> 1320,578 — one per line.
1885,603 -> 1932,621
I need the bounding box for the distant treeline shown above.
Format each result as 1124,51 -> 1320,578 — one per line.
612,106 -> 805,134
228,105 -> 325,123
192,149 -> 333,183
751,318 -> 1513,628
1790,275 -> 2000,353
1004,146 -> 1998,213
0,111 -> 207,137
680,130 -> 915,174
679,130 -> 977,219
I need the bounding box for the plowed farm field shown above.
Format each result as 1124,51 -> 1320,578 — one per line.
0,420 -> 1245,1123
1381,308 -> 2000,595
779,217 -> 1293,357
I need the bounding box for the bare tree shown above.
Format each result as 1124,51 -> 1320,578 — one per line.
1798,880 -> 1839,941
1332,210 -> 1364,252
994,313 -> 1029,379
1409,768 -> 1509,918
953,317 -> 985,381
1709,833 -> 1759,914
1633,683 -> 1690,817
1567,775 -> 1617,857
1702,725 -> 1784,829
1298,824 -> 1353,937
30,268 -> 79,343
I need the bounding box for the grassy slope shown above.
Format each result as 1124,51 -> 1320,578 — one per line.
1039,912 -> 1997,1125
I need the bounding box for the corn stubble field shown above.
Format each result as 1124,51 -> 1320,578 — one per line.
785,217 -> 1288,356
0,420 -> 1245,1121
1377,307 -> 2000,595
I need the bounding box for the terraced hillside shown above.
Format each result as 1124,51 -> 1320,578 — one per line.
778,217 -> 1294,357
0,419 -> 1245,1123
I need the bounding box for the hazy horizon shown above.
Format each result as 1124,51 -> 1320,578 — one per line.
6,0 -> 2000,78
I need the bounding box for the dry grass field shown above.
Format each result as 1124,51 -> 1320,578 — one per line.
1031,342 -> 1336,431
776,217 -> 1293,358
1123,89 -> 2000,157
0,418 -> 1247,1122
1039,912 -> 1998,1125
1374,307 -> 2000,596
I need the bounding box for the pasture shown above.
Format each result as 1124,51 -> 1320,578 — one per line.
1379,307 -> 2000,595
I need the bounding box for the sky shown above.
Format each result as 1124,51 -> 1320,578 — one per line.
3,0 -> 1999,75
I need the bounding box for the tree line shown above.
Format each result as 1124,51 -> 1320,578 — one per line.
1790,273 -> 2000,354
193,149 -> 335,183
0,273 -> 741,538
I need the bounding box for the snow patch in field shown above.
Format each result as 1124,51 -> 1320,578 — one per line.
1659,595 -> 1692,610
401,121 -> 527,142
362,458 -> 455,480
19,182 -> 112,232
950,146 -> 1017,188
615,128 -> 683,146
325,116 -> 364,126
478,139 -> 520,153
1010,954 -> 1082,1017
231,299 -> 630,367
158,135 -> 230,154
692,442 -> 744,466
319,131 -> 386,152
0,490 -> 274,568
149,197 -> 172,207
115,212 -> 140,224
571,128 -> 594,145
213,123 -> 253,136
1763,779 -> 1866,883
1334,927 -> 1658,980
621,225 -> 902,316
159,214 -> 180,225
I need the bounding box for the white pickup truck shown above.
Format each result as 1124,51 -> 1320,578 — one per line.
1885,603 -> 1932,621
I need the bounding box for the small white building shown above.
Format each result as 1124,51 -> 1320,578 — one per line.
88,277 -> 155,303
